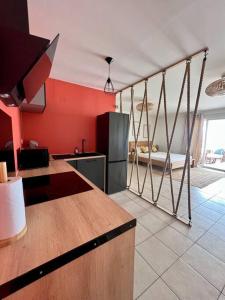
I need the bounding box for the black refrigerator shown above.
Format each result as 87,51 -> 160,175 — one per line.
97,112 -> 129,194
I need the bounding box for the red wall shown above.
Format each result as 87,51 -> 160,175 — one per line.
0,100 -> 22,172
21,78 -> 115,153
0,110 -> 13,148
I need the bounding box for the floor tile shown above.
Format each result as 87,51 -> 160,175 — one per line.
202,200 -> 225,214
191,191 -> 209,205
157,198 -> 173,212
202,179 -> 225,198
179,191 -> 208,209
218,294 -> 225,300
194,205 -> 223,221
209,222 -> 225,243
121,201 -> 148,218
162,260 -> 220,300
130,163 -> 225,299
182,244 -> 225,291
109,191 -> 124,200
123,189 -> 138,199
135,223 -> 152,246
190,211 -> 215,230
218,215 -> 225,226
155,226 -> 193,256
138,212 -> 167,234
177,205 -> 188,219
176,205 -> 189,218
170,219 -> 206,242
136,236 -> 178,275
111,195 -> 132,206
149,206 -> 175,224
138,278 -> 179,300
197,232 -> 225,263
133,196 -> 153,209
129,185 -> 140,195
134,251 -> 158,299
208,196 -> 225,207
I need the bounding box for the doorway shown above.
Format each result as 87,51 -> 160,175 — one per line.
202,119 -> 225,172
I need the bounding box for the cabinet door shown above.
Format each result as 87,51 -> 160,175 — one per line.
107,161 -> 127,194
76,158 -> 105,191
108,113 -> 129,162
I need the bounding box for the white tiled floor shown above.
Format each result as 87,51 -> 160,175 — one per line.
109,165 -> 225,299
134,252 -> 158,299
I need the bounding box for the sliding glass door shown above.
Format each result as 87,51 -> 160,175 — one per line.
202,119 -> 225,172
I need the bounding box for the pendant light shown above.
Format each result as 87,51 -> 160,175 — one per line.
205,74 -> 225,96
104,56 -> 115,94
136,101 -> 154,112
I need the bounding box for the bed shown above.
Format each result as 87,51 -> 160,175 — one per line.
128,141 -> 194,170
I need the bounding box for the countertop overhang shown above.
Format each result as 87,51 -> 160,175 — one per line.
0,160 -> 136,298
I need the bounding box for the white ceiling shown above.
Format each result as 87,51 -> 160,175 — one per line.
28,0 -> 225,112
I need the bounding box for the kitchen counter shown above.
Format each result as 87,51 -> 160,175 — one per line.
0,160 -> 136,299
53,153 -> 107,191
50,152 -> 106,161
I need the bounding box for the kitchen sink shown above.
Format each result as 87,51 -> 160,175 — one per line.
52,152 -> 102,160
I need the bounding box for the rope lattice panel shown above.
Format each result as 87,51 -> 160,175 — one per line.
119,50 -> 208,225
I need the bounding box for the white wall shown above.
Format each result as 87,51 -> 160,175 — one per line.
200,108 -> 225,120
116,94 -> 187,153
116,96 -> 150,142
153,112 -> 187,154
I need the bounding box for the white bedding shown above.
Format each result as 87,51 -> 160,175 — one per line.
138,151 -> 190,163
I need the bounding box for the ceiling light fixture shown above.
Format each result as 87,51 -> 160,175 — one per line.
136,101 -> 154,112
104,56 -> 115,94
205,74 -> 225,96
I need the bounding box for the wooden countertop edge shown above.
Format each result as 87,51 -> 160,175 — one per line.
0,219 -> 136,298
49,154 -> 106,161
0,160 -> 136,287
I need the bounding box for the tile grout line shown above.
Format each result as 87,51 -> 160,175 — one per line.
115,190 -> 225,297
135,248 -> 181,300
134,276 -> 159,300
217,281 -> 225,300
134,201 -> 225,297
169,210 -> 225,290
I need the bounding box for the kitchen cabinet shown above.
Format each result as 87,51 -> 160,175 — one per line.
67,157 -> 105,191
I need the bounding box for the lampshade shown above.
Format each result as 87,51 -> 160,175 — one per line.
104,77 -> 114,93
104,57 -> 115,94
136,102 -> 154,112
205,75 -> 225,97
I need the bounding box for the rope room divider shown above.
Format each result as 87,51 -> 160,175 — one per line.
118,48 -> 208,225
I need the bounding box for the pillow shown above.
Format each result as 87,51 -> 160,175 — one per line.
152,144 -> 159,152
140,146 -> 149,153
136,147 -> 141,153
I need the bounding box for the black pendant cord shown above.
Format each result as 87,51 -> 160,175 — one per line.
108,62 -> 111,79
104,56 -> 114,93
